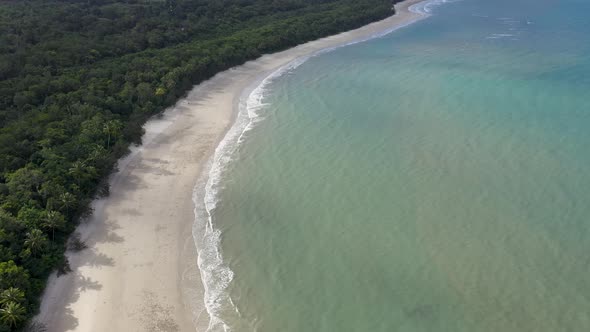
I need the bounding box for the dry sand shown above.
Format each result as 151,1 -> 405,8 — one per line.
36,1 -> 426,331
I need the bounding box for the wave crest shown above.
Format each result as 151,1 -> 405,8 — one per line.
409,0 -> 457,15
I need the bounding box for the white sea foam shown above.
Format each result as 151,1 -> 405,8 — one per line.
191,0 -> 448,330
192,58 -> 310,332
409,0 -> 457,15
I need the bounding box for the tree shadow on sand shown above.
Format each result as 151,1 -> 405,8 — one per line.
75,248 -> 115,268
37,272 -> 103,331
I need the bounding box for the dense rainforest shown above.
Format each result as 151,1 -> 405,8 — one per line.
0,0 -> 398,329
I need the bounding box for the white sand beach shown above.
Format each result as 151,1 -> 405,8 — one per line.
36,1 -> 426,330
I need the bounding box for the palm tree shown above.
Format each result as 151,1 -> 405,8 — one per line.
0,301 -> 26,328
88,144 -> 107,163
68,160 -> 87,187
103,120 -> 123,148
68,160 -> 97,189
24,229 -> 48,255
42,211 -> 65,242
58,192 -> 76,216
0,288 -> 24,306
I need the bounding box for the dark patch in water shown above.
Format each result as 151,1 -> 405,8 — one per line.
405,304 -> 437,321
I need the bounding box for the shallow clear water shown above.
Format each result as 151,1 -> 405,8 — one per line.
202,0 -> 590,330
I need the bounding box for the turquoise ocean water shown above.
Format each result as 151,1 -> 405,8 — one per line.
194,0 -> 590,330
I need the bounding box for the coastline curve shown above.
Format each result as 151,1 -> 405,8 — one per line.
189,0 -> 442,330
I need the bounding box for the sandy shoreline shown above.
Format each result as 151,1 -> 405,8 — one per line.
36,1 -> 426,331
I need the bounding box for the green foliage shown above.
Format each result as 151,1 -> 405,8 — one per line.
0,288 -> 25,306
0,302 -> 26,328
0,261 -> 30,295
24,230 -> 48,256
0,0 -> 398,329
41,211 -> 65,242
